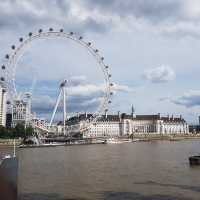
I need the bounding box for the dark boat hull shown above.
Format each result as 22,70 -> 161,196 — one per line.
189,156 -> 200,166
0,157 -> 18,200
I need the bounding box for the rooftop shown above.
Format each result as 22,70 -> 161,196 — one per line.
57,113 -> 186,125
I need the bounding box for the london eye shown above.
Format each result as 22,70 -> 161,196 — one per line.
1,28 -> 113,134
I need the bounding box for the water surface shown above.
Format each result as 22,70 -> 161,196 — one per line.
2,140 -> 200,200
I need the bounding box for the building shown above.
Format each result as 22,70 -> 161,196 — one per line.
121,113 -> 189,136
32,117 -> 48,129
189,125 -> 200,134
0,84 -> 7,127
65,111 -> 189,138
12,99 -> 30,127
6,113 -> 12,128
188,116 -> 200,134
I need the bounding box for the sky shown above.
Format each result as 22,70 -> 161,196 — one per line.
1,0 -> 200,124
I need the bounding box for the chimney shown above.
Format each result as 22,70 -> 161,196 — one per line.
158,113 -> 160,119
172,114 -> 174,120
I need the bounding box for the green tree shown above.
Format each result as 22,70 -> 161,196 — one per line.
25,126 -> 34,137
13,123 -> 25,138
0,126 -> 7,138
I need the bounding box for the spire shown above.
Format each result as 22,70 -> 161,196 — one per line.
131,105 -> 136,118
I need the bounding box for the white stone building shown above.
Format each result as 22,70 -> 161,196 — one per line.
65,112 -> 189,138
121,113 -> 189,136
12,99 -> 30,127
0,84 -> 7,127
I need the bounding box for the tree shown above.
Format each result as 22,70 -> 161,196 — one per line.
0,126 -> 7,138
25,126 -> 34,137
13,123 -> 25,138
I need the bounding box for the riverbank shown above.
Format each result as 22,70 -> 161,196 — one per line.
132,134 -> 200,141
0,139 -> 22,146
1,134 -> 200,147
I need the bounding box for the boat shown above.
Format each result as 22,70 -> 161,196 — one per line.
19,142 -> 67,148
189,155 -> 200,166
0,140 -> 18,200
106,138 -> 132,144
132,138 -> 141,142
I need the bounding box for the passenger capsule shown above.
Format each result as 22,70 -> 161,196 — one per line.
11,45 -> 15,50
19,37 -> 23,42
88,42 -> 91,46
70,32 -> 74,35
5,54 -> 9,59
39,29 -> 43,33
1,65 -> 5,70
60,29 -> 64,32
29,32 -> 32,36
110,83 -> 113,86
108,100 -> 112,104
79,36 -> 83,40
108,74 -> 112,78
101,57 -> 104,61
1,77 -> 5,81
95,49 -> 99,53
49,28 -> 53,32
105,65 -> 109,69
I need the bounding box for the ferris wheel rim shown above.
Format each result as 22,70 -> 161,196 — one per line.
1,28 -> 114,130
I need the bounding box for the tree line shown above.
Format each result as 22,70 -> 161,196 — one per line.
0,124 -> 34,139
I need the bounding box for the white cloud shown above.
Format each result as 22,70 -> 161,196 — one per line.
172,90 -> 200,107
31,81 -> 133,117
143,65 -> 176,83
112,83 -> 134,93
183,0 -> 200,20
0,0 -> 109,34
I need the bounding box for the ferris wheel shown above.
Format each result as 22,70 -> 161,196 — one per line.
0,28 -> 113,132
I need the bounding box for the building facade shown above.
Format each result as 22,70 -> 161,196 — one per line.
0,84 -> 7,127
65,112 -> 189,138
32,117 -> 48,129
12,99 -> 30,127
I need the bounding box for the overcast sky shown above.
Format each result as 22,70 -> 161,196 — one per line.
1,0 -> 200,124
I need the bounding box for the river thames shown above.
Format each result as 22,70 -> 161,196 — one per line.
1,140 -> 200,200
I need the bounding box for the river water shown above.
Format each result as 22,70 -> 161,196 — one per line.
1,140 -> 200,200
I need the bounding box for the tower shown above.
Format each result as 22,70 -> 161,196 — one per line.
0,84 -> 7,126
24,92 -> 32,126
131,105 -> 136,118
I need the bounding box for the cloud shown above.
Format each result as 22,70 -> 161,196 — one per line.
84,0 -> 182,23
143,65 -> 176,83
1,1 -> 200,39
31,79 -> 133,118
172,90 -> 200,107
82,0 -> 200,39
0,0 -> 109,34
68,76 -> 87,86
32,95 -> 55,113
